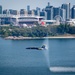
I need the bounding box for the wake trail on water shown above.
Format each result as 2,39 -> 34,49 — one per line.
42,39 -> 50,67
50,67 -> 75,72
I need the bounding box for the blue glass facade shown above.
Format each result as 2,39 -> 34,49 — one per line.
71,5 -> 75,19
0,5 -> 2,14
45,2 -> 53,20
61,3 -> 70,20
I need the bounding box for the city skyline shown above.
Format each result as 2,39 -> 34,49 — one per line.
0,0 -> 75,10
0,0 -> 75,26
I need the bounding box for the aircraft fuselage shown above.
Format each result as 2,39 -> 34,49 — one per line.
26,47 -> 43,50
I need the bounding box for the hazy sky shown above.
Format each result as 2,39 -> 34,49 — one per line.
0,0 -> 75,10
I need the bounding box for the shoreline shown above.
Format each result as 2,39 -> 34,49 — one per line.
4,35 -> 75,40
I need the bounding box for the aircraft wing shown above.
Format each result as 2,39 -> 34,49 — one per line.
26,47 -> 39,50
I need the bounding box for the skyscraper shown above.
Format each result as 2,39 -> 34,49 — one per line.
36,7 -> 40,11
3,9 -> 9,14
35,7 -> 40,16
45,2 -> 53,20
40,10 -> 47,20
48,7 -> 53,20
9,9 -> 17,15
61,3 -> 70,20
20,9 -> 26,15
53,7 -> 61,19
3,9 -> 18,15
60,9 -> 66,21
0,5 -> 2,14
71,5 -> 75,19
27,5 -> 30,12
31,10 -> 34,16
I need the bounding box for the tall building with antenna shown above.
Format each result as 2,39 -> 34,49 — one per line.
61,3 -> 70,20
45,2 -> 53,20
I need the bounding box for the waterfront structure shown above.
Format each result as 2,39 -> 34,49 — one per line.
18,15 -> 44,25
71,5 -> 75,19
0,14 -> 44,26
41,19 -> 57,25
0,5 -> 2,14
61,3 -> 70,20
66,19 -> 75,25
0,14 -> 16,25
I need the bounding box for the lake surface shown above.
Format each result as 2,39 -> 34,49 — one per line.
0,37 -> 75,75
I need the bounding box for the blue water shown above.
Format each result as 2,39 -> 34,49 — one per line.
0,38 -> 75,75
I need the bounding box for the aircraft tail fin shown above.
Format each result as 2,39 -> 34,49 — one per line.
41,45 -> 46,49
41,45 -> 48,50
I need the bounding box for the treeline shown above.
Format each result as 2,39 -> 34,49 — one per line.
0,24 -> 75,37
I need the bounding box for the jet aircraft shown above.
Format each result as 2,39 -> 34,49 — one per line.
26,45 -> 47,50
